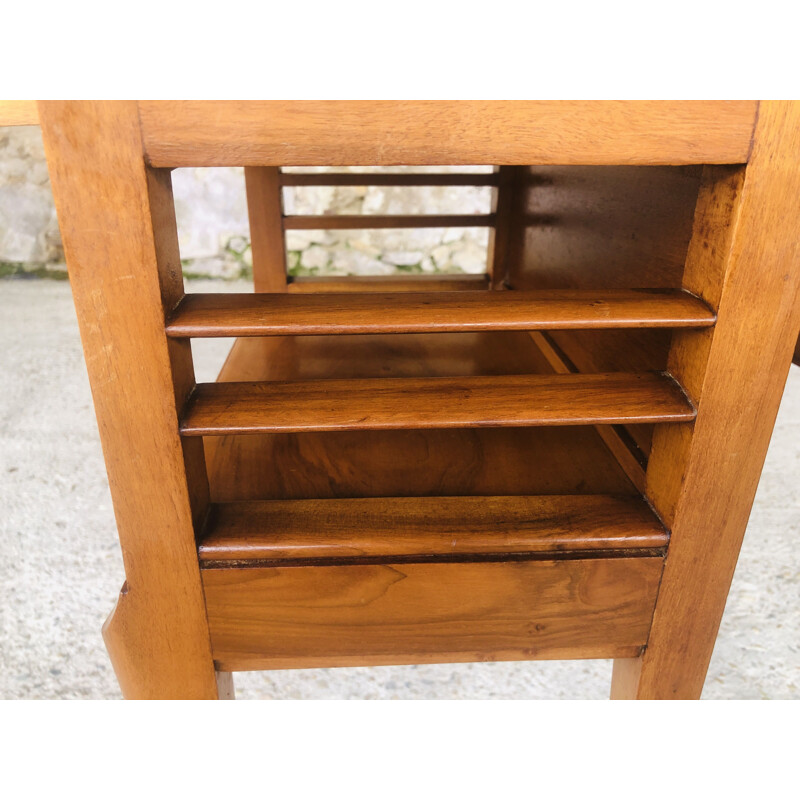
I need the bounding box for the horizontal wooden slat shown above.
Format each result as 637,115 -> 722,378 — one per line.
181,372 -> 695,436
203,556 -> 664,670
287,274 -> 489,293
0,100 -> 39,126
280,172 -> 499,187
282,214 -> 495,230
139,101 -> 757,167
166,289 -> 715,338
198,495 -> 668,563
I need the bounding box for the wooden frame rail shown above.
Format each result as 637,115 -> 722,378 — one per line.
282,213 -> 495,230
279,172 -> 500,187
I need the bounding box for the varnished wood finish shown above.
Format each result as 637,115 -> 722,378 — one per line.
198,495 -> 668,562
488,166 -> 518,289
207,427 -> 640,502
282,213 -> 495,230
529,331 -> 648,493
613,102 -> 800,699
204,334 -> 639,501
38,101 -> 221,699
182,372 -> 695,436
39,100 -> 800,700
280,172 -> 500,187
203,557 -> 663,670
0,100 -> 39,125
244,167 -> 287,293
507,165 -> 706,458
287,274 -> 489,292
167,289 -> 714,338
138,101 -> 757,167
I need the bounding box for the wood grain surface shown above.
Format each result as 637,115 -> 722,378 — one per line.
613,101 -> 800,699
198,495 -> 668,562
138,101 -> 757,167
244,166 -> 287,293
282,213 -> 495,230
167,289 -> 715,338
182,372 -> 695,435
203,334 -> 640,501
38,101 -> 222,699
280,171 -> 500,186
0,100 -> 38,125
203,557 -> 664,670
287,274 -> 489,292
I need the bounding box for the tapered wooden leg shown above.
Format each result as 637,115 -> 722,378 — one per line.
39,101 -> 222,700
103,584 -> 224,700
611,102 -> 800,699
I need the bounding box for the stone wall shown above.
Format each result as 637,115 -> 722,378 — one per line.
1,127 -> 491,279
0,127 -> 64,276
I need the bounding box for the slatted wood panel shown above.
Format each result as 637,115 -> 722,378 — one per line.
181,372 -> 695,436
198,495 -> 668,563
167,289 -> 715,338
203,556 -> 664,670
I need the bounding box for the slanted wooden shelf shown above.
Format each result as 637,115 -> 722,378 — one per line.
31,100 -> 800,699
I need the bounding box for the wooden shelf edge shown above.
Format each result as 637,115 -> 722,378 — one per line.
180,372 -> 696,436
198,495 -> 668,564
166,289 -> 716,339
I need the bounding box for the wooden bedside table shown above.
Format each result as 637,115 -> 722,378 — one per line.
10,100 -> 799,699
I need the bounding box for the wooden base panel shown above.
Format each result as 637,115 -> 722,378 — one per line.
203,557 -> 663,671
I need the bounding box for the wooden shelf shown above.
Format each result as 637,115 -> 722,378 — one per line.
167,289 -> 715,338
203,332 -> 657,502
181,371 -> 694,436
198,495 -> 668,565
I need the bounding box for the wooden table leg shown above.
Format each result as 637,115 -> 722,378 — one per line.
39,101 -> 224,699
612,102 -> 800,698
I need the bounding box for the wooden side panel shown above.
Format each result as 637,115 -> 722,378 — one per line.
138,101 -> 757,167
38,100 -> 221,699
506,165 -> 705,456
204,557 -> 664,670
613,102 -> 800,699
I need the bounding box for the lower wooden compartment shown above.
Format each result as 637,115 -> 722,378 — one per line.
203,556 -> 663,671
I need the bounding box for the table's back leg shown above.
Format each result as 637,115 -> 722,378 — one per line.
245,166 -> 288,293
39,101 -> 226,699
612,101 -> 800,698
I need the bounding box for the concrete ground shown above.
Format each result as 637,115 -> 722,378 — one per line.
1,279 -> 798,699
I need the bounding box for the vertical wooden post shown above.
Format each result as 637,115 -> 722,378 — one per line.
39,101 -> 224,699
487,166 -> 517,289
245,166 -> 288,292
612,102 -> 800,699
